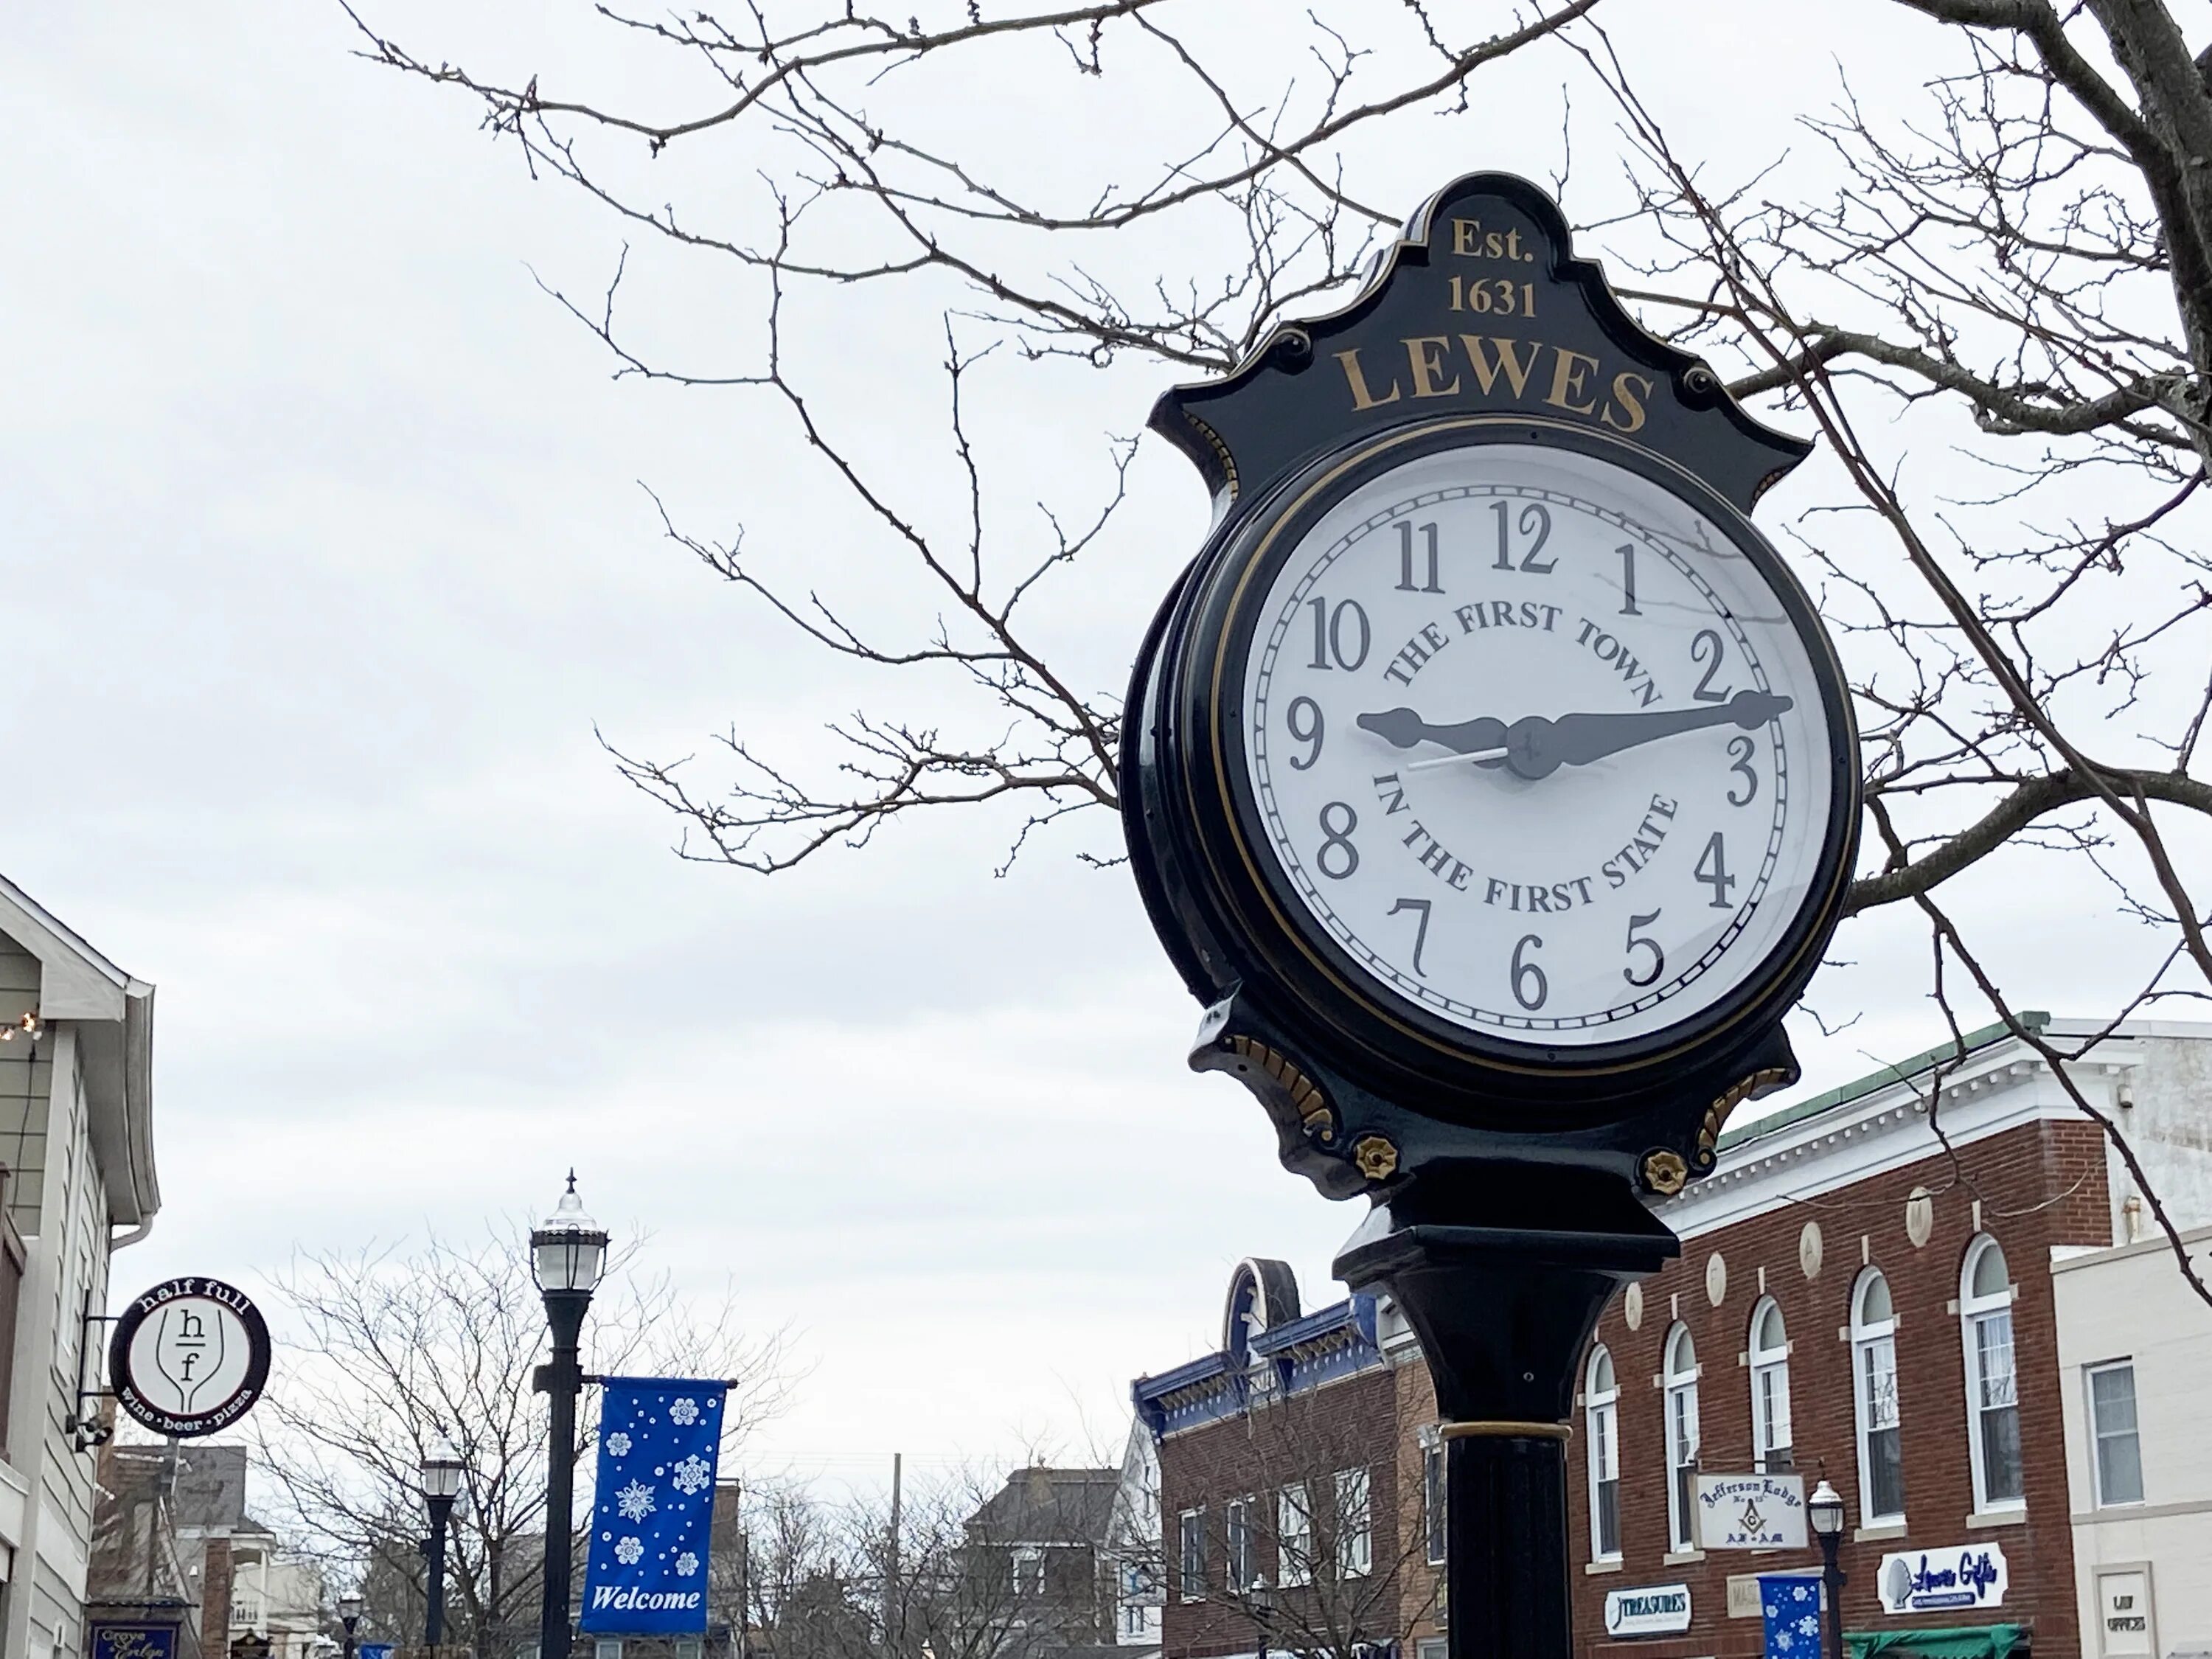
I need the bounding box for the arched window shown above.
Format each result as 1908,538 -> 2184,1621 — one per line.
1585,1346 -> 1621,1559
1851,1268 -> 1905,1523
1663,1324 -> 1700,1551
1748,1297 -> 1793,1473
1961,1236 -> 2023,1509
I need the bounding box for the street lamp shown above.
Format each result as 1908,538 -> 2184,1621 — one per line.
422,1443 -> 467,1647
338,1594 -> 362,1659
1809,1478 -> 1847,1659
532,1173 -> 608,1659
1245,1574 -> 1273,1659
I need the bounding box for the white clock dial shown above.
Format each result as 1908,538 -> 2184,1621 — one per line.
1239,439 -> 1837,1046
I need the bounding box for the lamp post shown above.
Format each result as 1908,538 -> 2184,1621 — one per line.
338,1594 -> 362,1659
1809,1478 -> 1847,1659
1246,1574 -> 1273,1659
422,1445 -> 467,1647
532,1173 -> 608,1659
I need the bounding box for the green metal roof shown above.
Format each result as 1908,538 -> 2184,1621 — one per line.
1717,1012 -> 2052,1155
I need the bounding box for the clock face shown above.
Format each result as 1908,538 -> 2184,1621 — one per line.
1234,437 -> 1841,1049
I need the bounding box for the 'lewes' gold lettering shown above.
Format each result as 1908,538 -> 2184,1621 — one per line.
1340,334 -> 1649,431
1335,348 -> 1402,410
1404,336 -> 1461,399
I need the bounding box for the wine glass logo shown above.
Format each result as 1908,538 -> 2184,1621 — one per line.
153,1301 -> 226,1412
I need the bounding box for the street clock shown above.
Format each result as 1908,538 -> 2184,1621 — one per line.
1123,174 -> 1860,1202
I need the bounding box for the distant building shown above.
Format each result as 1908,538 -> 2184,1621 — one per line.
1104,1427 -> 1161,1654
964,1467 -> 1121,1657
0,874 -> 161,1659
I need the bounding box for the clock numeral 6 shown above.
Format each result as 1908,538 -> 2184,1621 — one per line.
1511,932 -> 1548,1011
1316,801 -> 1360,879
1307,598 -> 1371,672
1286,696 -> 1326,770
1624,910 -> 1666,988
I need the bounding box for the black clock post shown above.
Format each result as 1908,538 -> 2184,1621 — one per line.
1121,174 -> 1860,1659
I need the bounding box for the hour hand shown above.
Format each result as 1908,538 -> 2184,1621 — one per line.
1357,708 -> 1509,762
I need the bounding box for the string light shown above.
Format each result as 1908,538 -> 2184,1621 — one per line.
0,1012 -> 40,1043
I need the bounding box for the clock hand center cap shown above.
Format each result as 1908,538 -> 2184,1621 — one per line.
1504,714 -> 1559,780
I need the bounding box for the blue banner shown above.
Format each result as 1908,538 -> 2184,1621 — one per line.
359,1645 -> 394,1659
1760,1573 -> 1823,1658
580,1377 -> 728,1634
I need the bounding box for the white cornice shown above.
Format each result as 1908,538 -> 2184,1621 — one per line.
1658,1034 -> 2141,1238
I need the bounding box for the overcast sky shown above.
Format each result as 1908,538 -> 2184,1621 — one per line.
2,1 -> 2181,1496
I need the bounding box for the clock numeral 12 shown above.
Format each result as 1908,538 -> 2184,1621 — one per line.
1490,501 -> 1556,572
1695,832 -> 1736,909
1395,521 -> 1443,594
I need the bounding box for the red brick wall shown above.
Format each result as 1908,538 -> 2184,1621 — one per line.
1566,1116 -> 2110,1659
1160,1366 -> 1433,1658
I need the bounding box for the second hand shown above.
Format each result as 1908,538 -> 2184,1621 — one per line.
1403,746 -> 1510,773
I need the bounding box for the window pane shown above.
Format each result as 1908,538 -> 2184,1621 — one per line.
2093,1365 -> 2144,1505
1591,1346 -> 1615,1394
1971,1240 -> 2009,1300
1869,1425 -> 1905,1518
1425,1446 -> 1447,1563
1863,1337 -> 1899,1430
1755,1301 -> 1785,1353
1860,1271 -> 1893,1325
1669,1326 -> 1697,1374
1596,1478 -> 1620,1557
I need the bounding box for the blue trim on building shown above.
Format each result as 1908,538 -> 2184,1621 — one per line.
1134,1294 -> 1385,1437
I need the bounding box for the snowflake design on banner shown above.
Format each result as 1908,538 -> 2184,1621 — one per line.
1775,1632 -> 1793,1654
675,1552 -> 700,1578
670,1455 -> 713,1497
668,1397 -> 701,1427
616,1479 -> 656,1523
1800,1615 -> 1820,1638
615,1537 -> 644,1566
605,1432 -> 633,1458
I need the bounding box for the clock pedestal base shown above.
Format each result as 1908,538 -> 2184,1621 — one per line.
1335,1164 -> 1677,1659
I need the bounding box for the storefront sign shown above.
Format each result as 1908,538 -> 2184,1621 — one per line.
1604,1583 -> 1693,1637
1877,1543 -> 2008,1614
1694,1472 -> 1806,1549
2097,1570 -> 2153,1657
90,1625 -> 177,1659
108,1277 -> 271,1439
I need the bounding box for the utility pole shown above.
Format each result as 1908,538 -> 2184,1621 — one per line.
885,1453 -> 903,1659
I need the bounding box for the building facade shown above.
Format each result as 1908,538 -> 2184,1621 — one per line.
0,874 -> 161,1659
1140,1018 -> 2212,1659
2053,1223 -> 2212,1659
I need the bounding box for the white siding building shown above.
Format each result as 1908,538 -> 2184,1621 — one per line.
2054,1224 -> 2212,1659
0,875 -> 160,1659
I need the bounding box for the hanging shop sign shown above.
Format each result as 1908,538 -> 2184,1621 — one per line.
89,1625 -> 178,1659
1878,1543 -> 2009,1615
108,1277 -> 271,1438
1604,1583 -> 1694,1638
1122,170 -> 1858,1205
1694,1471 -> 1807,1549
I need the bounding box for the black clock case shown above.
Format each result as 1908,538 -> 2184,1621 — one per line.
1121,414 -> 1863,1200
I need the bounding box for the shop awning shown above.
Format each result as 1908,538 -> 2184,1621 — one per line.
1846,1626 -> 2025,1659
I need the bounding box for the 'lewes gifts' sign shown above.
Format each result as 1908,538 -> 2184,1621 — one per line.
1878,1543 -> 2008,1614
580,1378 -> 728,1634
1694,1472 -> 1807,1550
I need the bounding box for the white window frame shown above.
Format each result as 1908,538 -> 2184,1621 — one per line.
2087,1358 -> 2144,1508
594,1642 -> 624,1659
1225,1497 -> 1253,1596
1277,1482 -> 1313,1587
1663,1323 -> 1700,1551
1852,1267 -> 1905,1525
1748,1296 -> 1793,1475
1178,1506 -> 1206,1601
1013,1546 -> 1046,1599
1335,1467 -> 1372,1579
1959,1235 -> 2024,1512
1585,1344 -> 1621,1560
1421,1433 -> 1447,1565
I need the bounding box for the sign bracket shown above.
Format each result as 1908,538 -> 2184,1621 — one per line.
69,1289 -> 119,1450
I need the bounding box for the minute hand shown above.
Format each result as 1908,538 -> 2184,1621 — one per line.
1527,689 -> 1792,776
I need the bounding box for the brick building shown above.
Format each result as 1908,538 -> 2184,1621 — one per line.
1137,1017 -> 2212,1659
